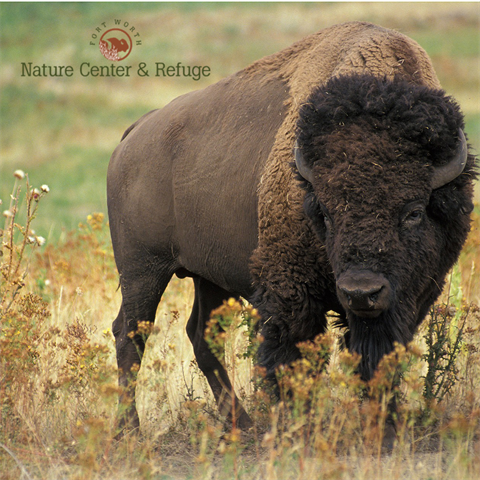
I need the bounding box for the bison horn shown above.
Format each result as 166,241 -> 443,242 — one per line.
294,141 -> 315,184
431,129 -> 468,189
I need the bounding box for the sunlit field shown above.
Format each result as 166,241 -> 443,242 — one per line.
1,3 -> 479,479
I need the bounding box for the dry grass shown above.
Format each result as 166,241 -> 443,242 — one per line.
1,3 -> 478,241
1,170 -> 479,480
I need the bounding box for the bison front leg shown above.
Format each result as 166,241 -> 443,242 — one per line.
342,320 -> 405,450
253,285 -> 329,394
257,320 -> 303,391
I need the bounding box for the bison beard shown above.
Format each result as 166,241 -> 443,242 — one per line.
339,304 -> 415,382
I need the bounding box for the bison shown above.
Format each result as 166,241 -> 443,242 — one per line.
107,21 -> 476,439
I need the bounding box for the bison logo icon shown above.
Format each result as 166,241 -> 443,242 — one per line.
99,28 -> 132,61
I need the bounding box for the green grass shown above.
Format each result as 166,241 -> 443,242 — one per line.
412,27 -> 480,58
1,3 -> 479,239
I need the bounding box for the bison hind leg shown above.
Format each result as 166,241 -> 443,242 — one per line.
113,259 -> 174,435
187,276 -> 253,430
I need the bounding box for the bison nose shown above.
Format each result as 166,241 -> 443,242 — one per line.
336,270 -> 391,318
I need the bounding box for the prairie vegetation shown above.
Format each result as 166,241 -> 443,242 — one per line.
1,3 -> 479,479
1,173 -> 479,479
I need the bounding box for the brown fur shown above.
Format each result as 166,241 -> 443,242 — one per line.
250,22 -> 441,300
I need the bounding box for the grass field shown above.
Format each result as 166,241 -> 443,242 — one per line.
1,2 -> 479,236
1,3 -> 480,479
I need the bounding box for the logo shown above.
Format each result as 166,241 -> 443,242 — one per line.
90,20 -> 141,62
99,28 -> 132,61
19,17 -> 211,81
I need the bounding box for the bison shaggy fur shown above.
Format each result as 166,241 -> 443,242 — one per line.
107,21 -> 477,439
255,74 -> 476,386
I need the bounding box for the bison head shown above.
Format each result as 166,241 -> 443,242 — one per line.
295,75 -> 476,380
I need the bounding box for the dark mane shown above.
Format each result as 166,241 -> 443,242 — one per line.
297,74 -> 466,169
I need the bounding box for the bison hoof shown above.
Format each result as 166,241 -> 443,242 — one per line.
235,410 -> 254,431
381,421 -> 398,452
115,411 -> 141,440
114,424 -> 141,441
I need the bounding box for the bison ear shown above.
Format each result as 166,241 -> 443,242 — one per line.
295,141 -> 315,184
431,129 -> 468,190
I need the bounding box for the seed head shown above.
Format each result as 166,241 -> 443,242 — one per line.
32,188 -> 41,200
36,236 -> 46,246
41,184 -> 50,193
447,306 -> 456,317
3,210 -> 13,218
13,170 -> 25,180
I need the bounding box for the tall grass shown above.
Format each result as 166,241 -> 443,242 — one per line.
1,171 -> 479,479
1,2 -> 479,238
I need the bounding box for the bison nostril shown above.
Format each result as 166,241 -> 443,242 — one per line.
368,288 -> 383,304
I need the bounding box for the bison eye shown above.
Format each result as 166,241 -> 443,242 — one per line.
401,202 -> 426,228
